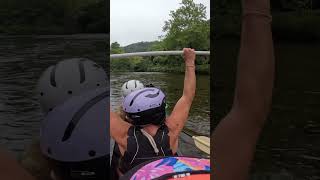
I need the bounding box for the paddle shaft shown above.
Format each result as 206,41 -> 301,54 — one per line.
182,127 -> 210,155
110,51 -> 210,59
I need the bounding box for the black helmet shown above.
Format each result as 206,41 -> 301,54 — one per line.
37,58 -> 107,113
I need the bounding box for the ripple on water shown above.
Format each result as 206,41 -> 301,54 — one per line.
0,35 -> 107,155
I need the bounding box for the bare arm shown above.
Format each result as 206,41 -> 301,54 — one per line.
0,148 -> 35,180
212,0 -> 274,179
110,110 -> 131,151
167,48 -> 196,137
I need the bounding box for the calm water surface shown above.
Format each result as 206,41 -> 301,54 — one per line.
0,35 -> 107,156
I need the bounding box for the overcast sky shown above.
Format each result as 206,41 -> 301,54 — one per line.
110,0 -> 210,46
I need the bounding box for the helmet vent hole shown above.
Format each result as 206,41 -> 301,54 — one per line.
47,148 -> 52,154
88,150 -> 96,157
138,109 -> 140,111
97,83 -> 100,86
49,108 -> 53,111
40,92 -> 44,96
68,90 -> 72,94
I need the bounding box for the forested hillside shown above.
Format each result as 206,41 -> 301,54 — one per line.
110,0 -> 210,74
122,41 -> 159,53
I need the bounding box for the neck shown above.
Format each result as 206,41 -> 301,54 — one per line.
141,124 -> 160,136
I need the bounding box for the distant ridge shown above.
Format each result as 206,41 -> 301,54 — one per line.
122,41 -> 159,53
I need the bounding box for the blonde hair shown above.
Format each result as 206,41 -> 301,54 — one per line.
116,104 -> 135,125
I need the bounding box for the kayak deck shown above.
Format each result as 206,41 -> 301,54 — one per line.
110,132 -> 207,179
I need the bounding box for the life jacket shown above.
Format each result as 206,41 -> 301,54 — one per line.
118,124 -> 175,174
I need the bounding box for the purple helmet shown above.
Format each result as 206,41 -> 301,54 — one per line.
40,87 -> 109,162
122,87 -> 166,126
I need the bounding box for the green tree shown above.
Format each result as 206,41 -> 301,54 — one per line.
110,59 -> 133,71
162,0 -> 210,50
110,42 -> 124,54
148,41 -> 165,51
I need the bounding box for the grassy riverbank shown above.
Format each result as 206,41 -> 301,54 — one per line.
111,57 -> 210,74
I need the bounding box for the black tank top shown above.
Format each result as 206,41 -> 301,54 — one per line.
118,124 -> 174,174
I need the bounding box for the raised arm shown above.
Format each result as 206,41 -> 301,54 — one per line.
167,48 -> 196,137
212,0 -> 274,179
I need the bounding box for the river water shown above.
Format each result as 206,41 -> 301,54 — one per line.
213,39 -> 320,180
0,35 -> 107,156
0,35 -> 210,160
111,72 -> 210,157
